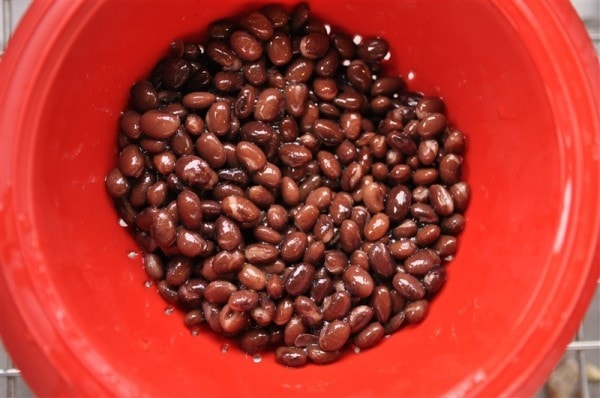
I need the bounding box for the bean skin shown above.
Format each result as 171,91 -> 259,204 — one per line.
139,110 -> 181,139
236,141 -> 267,172
196,132 -> 227,168
221,195 -> 261,225
267,32 -> 293,66
319,320 -> 350,351
353,322 -> 385,349
347,305 -> 374,334
230,30 -> 262,61
278,143 -> 313,167
392,272 -> 426,300
275,346 -> 308,367
285,263 -> 315,296
368,242 -> 395,278
343,265 -> 374,298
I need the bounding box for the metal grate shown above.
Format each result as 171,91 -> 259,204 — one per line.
0,1 -> 598,397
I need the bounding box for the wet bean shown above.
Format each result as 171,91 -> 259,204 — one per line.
212,250 -> 245,274
241,11 -> 274,41
166,257 -> 193,286
439,154 -> 462,185
267,32 -> 293,66
275,346 -> 308,367
404,249 -> 441,276
255,88 -> 283,122
119,145 -> 145,178
215,216 -> 242,251
182,92 -> 216,109
353,322 -> 385,348
363,212 -> 389,241
285,263 -> 315,296
405,300 -> 429,323
423,266 -> 447,294
206,40 -> 242,71
238,263 -> 267,291
204,280 -> 237,304
221,195 -> 261,225
294,295 -> 322,328
449,182 -> 470,212
319,320 -> 350,352
244,243 -> 279,265
205,101 -> 232,136
392,272 -> 425,300
434,235 -> 458,257
371,286 -> 392,324
322,291 -> 352,321
357,37 -> 388,61
294,204 -> 320,232
368,242 -> 395,278
343,265 -> 374,298
230,30 -> 263,61
240,329 -> 270,354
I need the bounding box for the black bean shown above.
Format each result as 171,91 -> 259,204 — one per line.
392,272 -> 425,300
441,213 -> 466,235
307,346 -> 342,364
206,40 -> 242,71
285,57 -> 314,83
130,81 -> 159,112
357,37 -> 388,61
240,329 -> 270,354
230,30 -> 263,61
404,249 -> 441,276
221,195 -> 261,225
368,242 -> 395,278
364,213 -> 389,241
449,182 -> 470,212
371,76 -> 405,97
166,257 -> 193,286
319,320 -> 350,352
182,91 -> 216,110
371,286 -> 392,324
118,145 -> 145,178
405,300 -> 429,323
161,57 -> 191,89
205,101 -> 232,136
255,87 -> 283,122
353,322 -> 385,349
241,11 -> 274,41
423,266 -> 447,294
106,168 -> 130,198
267,32 -> 293,66
284,83 -> 309,118
347,60 -> 372,92
343,265 -> 374,298
238,263 -> 267,291
418,113 -> 447,139
285,263 -> 315,296
275,346 -> 308,367
144,253 -> 164,280
212,250 -> 245,274
278,143 -> 313,167
294,295 -> 322,328
313,119 -> 344,146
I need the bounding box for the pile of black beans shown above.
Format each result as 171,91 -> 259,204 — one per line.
106,3 -> 469,367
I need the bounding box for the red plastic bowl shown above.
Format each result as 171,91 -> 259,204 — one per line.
1,0 -> 599,396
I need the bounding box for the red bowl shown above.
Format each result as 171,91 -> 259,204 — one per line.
1,0 -> 599,396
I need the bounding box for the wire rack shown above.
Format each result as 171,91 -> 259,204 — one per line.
1,1 -> 599,397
